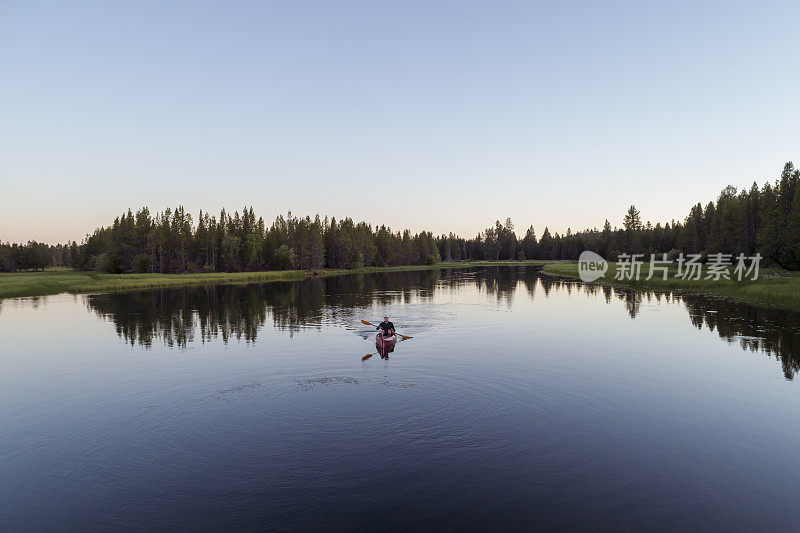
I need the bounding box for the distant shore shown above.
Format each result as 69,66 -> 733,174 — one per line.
0,261 -> 550,299
6,261 -> 794,312
542,262 -> 800,313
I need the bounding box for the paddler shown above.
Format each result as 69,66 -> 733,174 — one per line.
376,315 -> 395,338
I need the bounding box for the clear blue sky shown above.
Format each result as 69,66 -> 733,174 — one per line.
1,0 -> 798,244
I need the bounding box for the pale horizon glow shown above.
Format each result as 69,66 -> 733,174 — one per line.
1,1 -> 799,244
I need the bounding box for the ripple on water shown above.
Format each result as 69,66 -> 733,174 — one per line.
297,376 -> 360,390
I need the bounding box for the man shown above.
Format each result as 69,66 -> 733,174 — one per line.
377,315 -> 395,337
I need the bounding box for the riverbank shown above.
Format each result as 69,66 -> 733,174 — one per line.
0,261 -> 550,299
6,261 -> 797,311
542,262 -> 800,312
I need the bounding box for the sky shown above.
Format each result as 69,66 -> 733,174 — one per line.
1,0 -> 799,244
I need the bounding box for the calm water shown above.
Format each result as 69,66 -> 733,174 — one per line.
3,267 -> 800,530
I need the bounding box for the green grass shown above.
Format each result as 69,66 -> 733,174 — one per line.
7,260 -> 794,311
0,269 -> 308,299
0,261 -> 551,299
542,262 -> 800,312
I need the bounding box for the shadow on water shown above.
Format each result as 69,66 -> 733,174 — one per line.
85,266 -> 800,379
541,275 -> 800,380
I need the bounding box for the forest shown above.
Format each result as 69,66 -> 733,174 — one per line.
2,162 -> 799,273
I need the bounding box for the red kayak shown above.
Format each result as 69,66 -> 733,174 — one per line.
375,333 -> 397,346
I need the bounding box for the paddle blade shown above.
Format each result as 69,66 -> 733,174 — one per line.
398,334 -> 413,340
361,319 -> 376,326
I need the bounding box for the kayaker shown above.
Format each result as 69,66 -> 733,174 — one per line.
376,316 -> 395,338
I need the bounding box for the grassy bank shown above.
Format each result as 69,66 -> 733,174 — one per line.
0,261 -> 550,299
0,269 -> 308,299
7,260 -> 794,311
542,262 -> 800,312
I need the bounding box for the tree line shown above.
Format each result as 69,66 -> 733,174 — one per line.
442,161 -> 800,268
2,161 -> 799,273
0,208 -> 441,273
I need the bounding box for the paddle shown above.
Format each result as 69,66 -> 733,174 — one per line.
361,319 -> 413,340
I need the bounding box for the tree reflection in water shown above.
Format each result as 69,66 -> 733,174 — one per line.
85,266 -> 800,379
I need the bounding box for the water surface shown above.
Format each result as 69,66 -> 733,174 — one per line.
2,267 -> 800,530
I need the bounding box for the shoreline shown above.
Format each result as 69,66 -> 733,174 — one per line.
5,260 -> 796,313
541,262 -> 800,313
0,261 -> 550,300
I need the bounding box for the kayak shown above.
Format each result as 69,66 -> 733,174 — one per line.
375,333 -> 397,346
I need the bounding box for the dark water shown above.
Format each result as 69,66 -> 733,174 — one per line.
3,267 -> 800,530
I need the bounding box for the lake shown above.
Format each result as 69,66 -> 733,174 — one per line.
2,266 -> 800,530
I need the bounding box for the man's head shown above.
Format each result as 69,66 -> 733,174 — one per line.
383,315 -> 389,322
